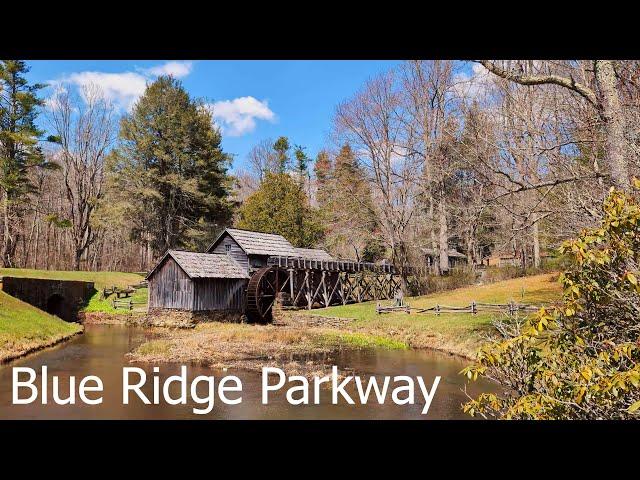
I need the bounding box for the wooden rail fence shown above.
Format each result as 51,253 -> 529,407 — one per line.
102,280 -> 148,301
111,299 -> 147,310
376,300 -> 542,316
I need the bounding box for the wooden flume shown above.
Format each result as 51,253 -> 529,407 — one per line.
245,257 -> 408,323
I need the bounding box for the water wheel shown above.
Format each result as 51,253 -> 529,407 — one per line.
245,266 -> 286,323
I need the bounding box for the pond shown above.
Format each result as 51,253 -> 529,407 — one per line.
0,324 -> 497,419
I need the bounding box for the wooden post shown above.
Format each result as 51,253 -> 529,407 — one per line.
321,270 -> 329,307
289,269 -> 295,299
436,304 -> 440,316
306,270 -> 312,310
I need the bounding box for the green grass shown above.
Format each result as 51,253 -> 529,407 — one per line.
304,273 -> 563,358
0,268 -> 148,314
0,290 -> 82,361
83,287 -> 148,314
317,331 -> 409,350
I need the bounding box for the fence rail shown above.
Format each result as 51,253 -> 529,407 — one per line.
111,299 -> 146,310
376,300 -> 542,316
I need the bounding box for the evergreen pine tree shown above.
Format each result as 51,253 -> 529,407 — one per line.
0,60 -> 50,267
107,76 -> 233,258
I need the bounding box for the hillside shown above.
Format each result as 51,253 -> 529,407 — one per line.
304,273 -> 562,358
0,290 -> 82,362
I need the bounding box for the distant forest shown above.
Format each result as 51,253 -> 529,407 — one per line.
1,60 -> 638,273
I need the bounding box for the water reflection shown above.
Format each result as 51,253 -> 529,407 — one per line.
0,325 -> 497,419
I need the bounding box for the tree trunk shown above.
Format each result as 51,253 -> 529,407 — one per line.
595,60 -> 630,190
532,220 -> 541,268
2,191 -> 12,267
429,197 -> 437,274
466,229 -> 476,271
73,249 -> 82,271
438,194 -> 449,275
146,235 -> 153,271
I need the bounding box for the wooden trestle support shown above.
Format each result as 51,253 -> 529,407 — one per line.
245,257 -> 405,323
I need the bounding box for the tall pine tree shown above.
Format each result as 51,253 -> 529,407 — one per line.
314,150 -> 332,209
106,76 -> 233,261
273,136 -> 290,173
0,61 -> 50,267
323,144 -> 378,261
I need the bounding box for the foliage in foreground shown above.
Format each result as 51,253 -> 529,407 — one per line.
462,183 -> 640,419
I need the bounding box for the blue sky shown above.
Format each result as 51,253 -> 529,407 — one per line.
27,60 -> 405,172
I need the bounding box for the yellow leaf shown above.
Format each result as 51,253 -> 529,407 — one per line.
628,400 -> 640,413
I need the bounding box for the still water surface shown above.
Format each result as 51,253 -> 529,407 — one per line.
0,325 -> 497,419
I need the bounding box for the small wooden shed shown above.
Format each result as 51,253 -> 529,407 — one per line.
146,250 -> 249,312
421,247 -> 468,272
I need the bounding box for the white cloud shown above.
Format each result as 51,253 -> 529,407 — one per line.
47,61 -> 194,112
47,63 -> 275,137
208,96 -> 276,136
60,71 -> 148,110
45,83 -> 68,111
142,61 -> 193,78
452,62 -> 494,100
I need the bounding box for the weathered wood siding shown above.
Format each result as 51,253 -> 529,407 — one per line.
193,278 -> 247,312
209,234 -> 249,272
148,257 -> 195,309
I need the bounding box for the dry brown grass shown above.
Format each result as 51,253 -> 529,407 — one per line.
129,322 -> 340,376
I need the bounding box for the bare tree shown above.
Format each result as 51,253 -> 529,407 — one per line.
400,60 -> 458,274
478,60 -> 631,190
335,71 -> 421,289
47,84 -> 115,270
247,138 -> 278,182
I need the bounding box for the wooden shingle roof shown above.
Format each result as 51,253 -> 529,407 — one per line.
207,227 -> 334,260
147,250 -> 249,280
224,228 -> 298,257
420,247 -> 467,259
293,247 -> 334,261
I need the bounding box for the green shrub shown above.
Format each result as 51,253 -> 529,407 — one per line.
462,182 -> 640,419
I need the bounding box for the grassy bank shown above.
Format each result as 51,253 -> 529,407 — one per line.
298,273 -> 562,358
131,273 -> 562,372
0,290 -> 82,362
130,322 -> 380,375
130,321 -> 408,375
0,268 -> 147,315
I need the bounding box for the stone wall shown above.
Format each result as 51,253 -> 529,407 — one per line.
2,277 -> 94,322
146,308 -> 245,327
